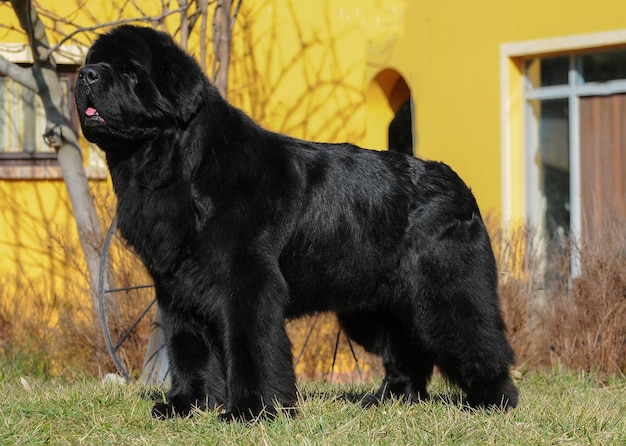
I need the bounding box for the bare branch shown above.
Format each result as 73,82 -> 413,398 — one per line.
44,5 -> 193,58
212,0 -> 235,97
0,54 -> 37,90
211,0 -> 242,85
178,0 -> 189,49
11,0 -> 53,65
198,0 -> 209,72
231,0 -> 243,32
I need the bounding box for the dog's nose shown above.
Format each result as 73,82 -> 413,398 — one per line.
78,66 -> 101,85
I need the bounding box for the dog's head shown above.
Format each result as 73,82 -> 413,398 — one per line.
75,25 -> 206,148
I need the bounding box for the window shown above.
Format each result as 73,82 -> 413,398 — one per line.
0,65 -> 78,171
524,48 -> 626,274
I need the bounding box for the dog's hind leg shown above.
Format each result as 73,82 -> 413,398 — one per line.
338,311 -> 433,407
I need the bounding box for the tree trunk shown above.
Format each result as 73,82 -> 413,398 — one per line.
212,0 -> 233,99
178,0 -> 189,49
140,306 -> 170,384
9,0 -> 112,349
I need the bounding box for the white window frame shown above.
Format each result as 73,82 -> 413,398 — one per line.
500,29 -> 626,276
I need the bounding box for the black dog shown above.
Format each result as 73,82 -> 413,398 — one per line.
75,25 -> 518,421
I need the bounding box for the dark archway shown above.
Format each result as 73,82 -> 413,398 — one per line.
388,98 -> 413,155
367,69 -> 415,155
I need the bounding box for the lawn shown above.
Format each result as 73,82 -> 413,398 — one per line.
1,368 -> 624,445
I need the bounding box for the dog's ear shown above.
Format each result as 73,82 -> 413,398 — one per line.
152,35 -> 207,123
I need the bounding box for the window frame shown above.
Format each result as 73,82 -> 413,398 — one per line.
500,30 -> 626,278
523,50 -> 626,275
0,43 -> 106,180
0,65 -> 79,161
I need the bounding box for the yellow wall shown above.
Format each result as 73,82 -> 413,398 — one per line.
2,0 -> 626,332
0,181 -> 75,301
226,0 -> 367,143
367,0 -> 626,217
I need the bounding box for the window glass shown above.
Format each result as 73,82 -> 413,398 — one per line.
532,98 -> 571,239
525,47 -> 626,277
580,48 -> 626,83
526,56 -> 569,88
0,75 -> 51,154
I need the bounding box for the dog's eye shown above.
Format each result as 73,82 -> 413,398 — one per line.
123,71 -> 138,87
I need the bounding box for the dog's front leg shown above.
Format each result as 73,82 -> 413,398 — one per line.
151,307 -> 226,419
218,273 -> 296,422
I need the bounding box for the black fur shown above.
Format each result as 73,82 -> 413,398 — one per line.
75,25 -> 518,421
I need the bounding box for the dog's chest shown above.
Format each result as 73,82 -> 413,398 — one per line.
115,177 -> 193,274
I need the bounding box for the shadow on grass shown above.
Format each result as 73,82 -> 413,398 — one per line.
136,382 -> 471,419
298,386 -> 466,409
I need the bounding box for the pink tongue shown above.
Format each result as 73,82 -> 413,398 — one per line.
86,107 -> 98,116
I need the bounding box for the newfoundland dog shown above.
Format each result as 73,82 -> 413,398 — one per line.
75,25 -> 518,421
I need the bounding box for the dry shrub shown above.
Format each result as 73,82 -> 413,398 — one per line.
0,275 -> 55,377
494,215 -> 626,376
0,218 -> 127,378
492,224 -> 543,366
0,195 -> 156,378
544,218 -> 626,375
0,259 -> 100,377
4,201 -> 623,380
288,313 -> 383,382
73,212 -> 626,379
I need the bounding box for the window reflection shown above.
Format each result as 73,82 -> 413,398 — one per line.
531,98 -> 570,240
581,49 -> 626,82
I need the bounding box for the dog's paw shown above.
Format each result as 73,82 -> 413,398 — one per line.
361,393 -> 381,408
151,400 -> 201,419
151,402 -> 176,420
218,405 -> 279,423
361,386 -> 428,408
465,376 -> 519,411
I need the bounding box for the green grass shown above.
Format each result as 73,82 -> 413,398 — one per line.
1,368 -> 624,445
